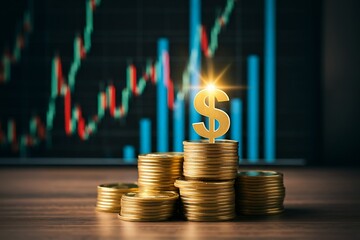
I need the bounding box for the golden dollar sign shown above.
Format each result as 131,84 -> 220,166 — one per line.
193,87 -> 230,143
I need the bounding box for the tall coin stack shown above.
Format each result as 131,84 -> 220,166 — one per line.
137,153 -> 183,191
96,183 -> 138,213
236,170 -> 286,215
175,140 -> 239,221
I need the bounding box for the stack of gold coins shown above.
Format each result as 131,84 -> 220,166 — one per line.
119,191 -> 179,221
174,178 -> 236,221
236,170 -> 285,215
138,153 -> 183,191
96,183 -> 138,213
183,140 -> 238,180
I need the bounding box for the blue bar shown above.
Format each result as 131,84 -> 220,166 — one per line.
264,0 -> 276,162
189,0 -> 201,140
140,118 -> 151,154
231,98 -> 242,162
173,93 -> 185,152
123,145 -> 135,164
247,55 -> 259,162
157,38 -> 169,152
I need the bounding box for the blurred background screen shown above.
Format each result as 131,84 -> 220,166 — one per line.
0,0 -> 323,165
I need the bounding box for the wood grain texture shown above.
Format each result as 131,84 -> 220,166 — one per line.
0,167 -> 359,240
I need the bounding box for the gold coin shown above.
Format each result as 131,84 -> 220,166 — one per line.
121,210 -> 173,216
184,157 -> 237,160
121,208 -> 173,215
184,213 -> 235,220
138,159 -> 183,163
138,175 -> 179,179
237,184 -> 285,189
237,181 -> 283,186
183,165 -> 237,170
121,201 -> 175,207
183,211 -> 235,218
181,199 -> 234,205
150,152 -> 184,157
177,187 -> 234,192
180,190 -> 235,194
121,204 -> 174,210
96,196 -> 122,201
98,183 -> 138,192
120,211 -> 172,217
184,139 -> 238,144
139,152 -> 183,158
238,170 -> 283,178
184,162 -> 238,166
138,161 -> 183,165
180,193 -> 234,198
97,196 -> 122,201
237,198 -> 283,204
138,169 -> 182,173
184,152 -> 237,156
96,200 -> 120,206
182,203 -> 234,210
181,198 -> 234,204
184,171 -> 237,176
238,187 -> 285,192
239,208 -> 284,215
238,189 -> 286,194
95,207 -> 120,213
238,196 -> 285,201
96,201 -> 120,206
122,191 -> 179,201
175,178 -> 234,186
183,176 -> 236,181
96,201 -> 121,206
184,146 -> 238,150
118,214 -> 170,222
96,205 -> 121,211
180,190 -> 235,199
183,206 -> 235,213
97,189 -> 129,194
138,184 -> 177,189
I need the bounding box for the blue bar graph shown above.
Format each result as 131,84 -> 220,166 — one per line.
173,93 -> 185,152
157,38 -> 169,152
264,0 -> 276,162
189,0 -> 201,140
140,118 -> 151,154
247,55 -> 259,162
123,145 -> 135,164
231,98 -> 242,161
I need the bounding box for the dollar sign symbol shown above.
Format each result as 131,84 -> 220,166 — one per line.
192,87 -> 230,143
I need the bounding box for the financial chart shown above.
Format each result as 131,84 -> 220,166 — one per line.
0,0 -> 320,164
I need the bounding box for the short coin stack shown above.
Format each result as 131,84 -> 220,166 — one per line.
236,170 -> 285,215
138,153 -> 183,191
119,191 -> 179,221
175,178 -> 236,221
183,140 -> 238,180
96,183 -> 138,213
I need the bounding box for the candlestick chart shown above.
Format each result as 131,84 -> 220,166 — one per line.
0,0 -> 320,164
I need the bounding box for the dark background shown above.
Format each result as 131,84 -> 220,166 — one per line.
0,0 -> 358,165
322,0 -> 360,166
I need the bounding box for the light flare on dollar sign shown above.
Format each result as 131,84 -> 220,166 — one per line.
192,87 -> 230,143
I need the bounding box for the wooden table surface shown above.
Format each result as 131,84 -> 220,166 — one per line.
0,167 -> 359,240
